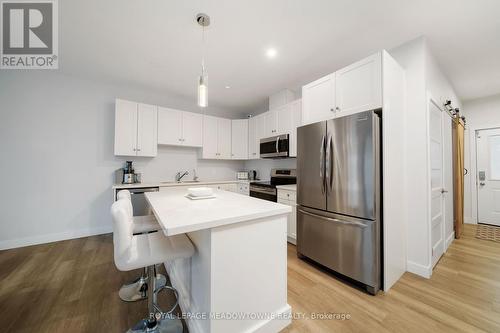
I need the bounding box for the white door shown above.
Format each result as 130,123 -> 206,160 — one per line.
248,116 -> 258,159
335,52 -> 382,117
429,98 -> 445,267
231,119 -> 248,160
443,116 -> 454,248
182,111 -> 203,147
114,99 -> 138,156
157,107 -> 183,146
477,128 -> 500,226
276,104 -> 293,135
301,73 -> 335,125
136,103 -> 157,157
264,110 -> 277,136
202,115 -> 218,159
217,118 -> 232,159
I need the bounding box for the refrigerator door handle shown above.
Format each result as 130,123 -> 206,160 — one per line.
298,208 -> 368,228
325,134 -> 333,193
320,135 -> 325,194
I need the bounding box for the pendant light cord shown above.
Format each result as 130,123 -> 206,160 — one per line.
201,23 -> 205,74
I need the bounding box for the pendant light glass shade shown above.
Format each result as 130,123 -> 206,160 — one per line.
196,13 -> 210,108
198,71 -> 208,108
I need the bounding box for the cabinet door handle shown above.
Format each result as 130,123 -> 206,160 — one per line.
336,106 -> 340,111
330,108 -> 334,112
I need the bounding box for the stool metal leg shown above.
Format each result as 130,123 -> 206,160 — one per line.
119,267 -> 167,302
128,265 -> 183,333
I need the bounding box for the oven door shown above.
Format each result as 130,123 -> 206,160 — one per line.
249,186 -> 277,202
260,134 -> 289,158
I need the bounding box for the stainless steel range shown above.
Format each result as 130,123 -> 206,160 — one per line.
250,169 -> 296,202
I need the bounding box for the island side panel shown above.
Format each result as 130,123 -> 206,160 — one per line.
164,229 -> 212,333
210,215 -> 291,333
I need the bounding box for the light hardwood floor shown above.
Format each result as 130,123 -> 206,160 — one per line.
1,224 -> 499,332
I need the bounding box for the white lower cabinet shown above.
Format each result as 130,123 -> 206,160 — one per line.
277,188 -> 297,244
237,183 -> 249,195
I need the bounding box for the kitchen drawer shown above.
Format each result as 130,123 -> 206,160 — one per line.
278,189 -> 296,202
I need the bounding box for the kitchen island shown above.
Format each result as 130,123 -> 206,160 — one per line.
145,187 -> 292,333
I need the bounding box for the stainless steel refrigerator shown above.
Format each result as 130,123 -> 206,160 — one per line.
297,110 -> 381,294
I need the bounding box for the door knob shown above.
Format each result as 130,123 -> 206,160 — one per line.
480,182 -> 486,186
441,189 -> 449,194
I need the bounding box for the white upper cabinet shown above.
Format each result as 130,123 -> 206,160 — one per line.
335,52 -> 382,117
114,99 -> 138,156
202,115 -> 218,159
181,111 -> 203,147
276,104 -> 293,135
158,107 -> 182,145
217,118 -> 232,159
248,116 -> 258,159
202,115 -> 231,159
136,103 -> 158,157
114,99 -> 157,157
158,108 -> 203,147
264,110 -> 278,136
301,73 -> 336,125
289,99 -> 302,157
248,113 -> 266,159
301,52 -> 383,124
231,119 -> 248,160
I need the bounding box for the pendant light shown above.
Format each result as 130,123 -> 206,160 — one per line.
196,13 -> 210,108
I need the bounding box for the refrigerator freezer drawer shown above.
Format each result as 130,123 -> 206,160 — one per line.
297,207 -> 379,290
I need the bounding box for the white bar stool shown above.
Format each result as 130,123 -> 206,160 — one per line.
116,190 -> 166,302
111,199 -> 195,333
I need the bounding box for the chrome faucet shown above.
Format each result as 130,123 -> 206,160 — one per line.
175,170 -> 189,182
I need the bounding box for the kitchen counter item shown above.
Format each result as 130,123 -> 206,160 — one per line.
187,187 -> 214,197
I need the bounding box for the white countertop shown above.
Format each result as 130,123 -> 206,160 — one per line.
276,184 -> 297,191
112,179 -> 251,190
145,187 -> 291,236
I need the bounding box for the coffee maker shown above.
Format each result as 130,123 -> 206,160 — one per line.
120,161 -> 136,184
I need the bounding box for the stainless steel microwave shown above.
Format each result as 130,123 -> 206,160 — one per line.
260,134 -> 289,158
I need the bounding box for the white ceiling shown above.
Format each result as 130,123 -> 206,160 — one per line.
61,0 -> 500,114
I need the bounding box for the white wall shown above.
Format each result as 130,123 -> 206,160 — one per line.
0,71 -> 244,250
389,37 -> 428,276
462,93 -> 500,224
389,36 -> 461,277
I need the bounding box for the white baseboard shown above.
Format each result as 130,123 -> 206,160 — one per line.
407,260 -> 432,279
445,232 -> 455,250
0,226 -> 113,250
251,305 -> 292,333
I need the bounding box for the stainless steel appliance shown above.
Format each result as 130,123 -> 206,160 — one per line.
250,169 -> 296,202
115,187 -> 159,216
296,110 -> 381,294
260,134 -> 289,158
